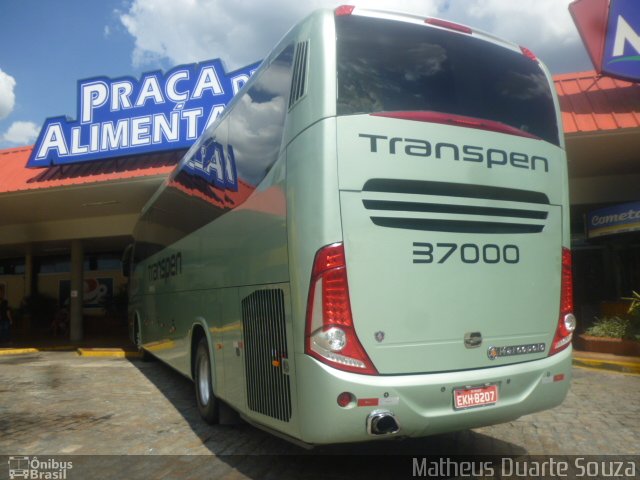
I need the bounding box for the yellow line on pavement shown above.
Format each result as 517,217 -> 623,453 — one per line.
573,364 -> 640,377
77,348 -> 142,358
0,346 -> 141,358
573,358 -> 640,375
0,347 -> 39,355
0,346 -> 77,355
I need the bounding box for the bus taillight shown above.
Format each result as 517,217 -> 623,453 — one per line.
425,18 -> 472,34
335,5 -> 355,16
550,248 -> 576,356
305,243 -> 378,375
520,46 -> 539,62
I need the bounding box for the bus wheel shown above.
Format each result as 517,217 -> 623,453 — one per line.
195,338 -> 219,424
134,320 -> 151,362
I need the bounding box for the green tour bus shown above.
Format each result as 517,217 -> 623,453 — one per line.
124,5 -> 575,445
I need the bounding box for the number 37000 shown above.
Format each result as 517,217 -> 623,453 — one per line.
412,242 -> 520,264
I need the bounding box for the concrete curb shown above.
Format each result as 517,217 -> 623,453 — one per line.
0,347 -> 39,355
0,346 -> 76,356
573,356 -> 640,375
0,346 -> 140,358
77,348 -> 142,358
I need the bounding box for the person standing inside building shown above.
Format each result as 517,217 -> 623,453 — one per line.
0,290 -> 13,344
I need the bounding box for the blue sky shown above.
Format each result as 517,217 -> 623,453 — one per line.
0,0 -> 592,149
0,1 -> 137,146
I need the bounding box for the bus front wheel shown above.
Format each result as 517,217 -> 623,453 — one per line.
195,338 -> 219,424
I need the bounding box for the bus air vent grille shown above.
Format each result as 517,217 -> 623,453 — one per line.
289,41 -> 309,109
362,179 -> 550,234
242,288 -> 292,422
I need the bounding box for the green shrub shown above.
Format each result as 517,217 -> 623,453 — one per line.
585,316 -> 639,340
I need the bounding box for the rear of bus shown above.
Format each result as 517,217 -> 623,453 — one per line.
290,7 -> 574,444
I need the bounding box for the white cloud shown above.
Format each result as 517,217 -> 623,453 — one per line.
0,68 -> 16,120
1,121 -> 40,145
119,0 -> 441,70
119,0 -> 591,74
443,0 -> 590,72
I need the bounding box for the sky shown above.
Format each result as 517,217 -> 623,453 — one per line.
0,0 -> 593,149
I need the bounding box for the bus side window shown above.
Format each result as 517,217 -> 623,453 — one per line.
228,44 -> 294,187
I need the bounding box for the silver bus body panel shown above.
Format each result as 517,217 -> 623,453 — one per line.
295,346 -> 571,445
336,115 -> 566,374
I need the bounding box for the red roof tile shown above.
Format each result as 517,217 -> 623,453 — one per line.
0,147 -> 183,194
554,70 -> 640,134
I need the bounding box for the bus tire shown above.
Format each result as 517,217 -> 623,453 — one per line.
195,338 -> 219,424
134,320 -> 152,362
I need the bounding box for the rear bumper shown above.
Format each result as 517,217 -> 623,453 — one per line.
295,346 -> 572,445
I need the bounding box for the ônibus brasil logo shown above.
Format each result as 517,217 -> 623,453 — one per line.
8,456 -> 73,479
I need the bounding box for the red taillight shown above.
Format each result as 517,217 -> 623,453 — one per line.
335,5 -> 355,16
371,111 -> 540,140
311,243 -> 346,278
550,248 -> 576,356
560,248 -> 574,315
305,243 -> 378,375
520,46 -> 538,62
425,18 -> 472,34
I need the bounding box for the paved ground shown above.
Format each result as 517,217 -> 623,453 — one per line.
0,352 -> 638,479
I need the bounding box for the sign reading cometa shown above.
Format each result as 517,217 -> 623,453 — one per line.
587,201 -> 640,238
28,58 -> 259,168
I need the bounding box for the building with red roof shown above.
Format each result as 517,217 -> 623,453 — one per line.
0,69 -> 639,341
555,71 -> 640,327
0,147 -> 182,341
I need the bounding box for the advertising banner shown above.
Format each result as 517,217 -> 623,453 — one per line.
28,59 -> 259,168
587,201 -> 640,238
604,0 -> 640,81
570,0 -> 640,82
59,278 -> 114,309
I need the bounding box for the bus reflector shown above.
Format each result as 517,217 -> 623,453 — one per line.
425,18 -> 472,34
305,243 -> 378,375
337,392 -> 355,407
550,248 -> 576,356
335,5 -> 355,16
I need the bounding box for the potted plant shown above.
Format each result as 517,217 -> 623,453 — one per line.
574,294 -> 640,356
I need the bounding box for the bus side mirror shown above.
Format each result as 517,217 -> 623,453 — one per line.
122,244 -> 134,278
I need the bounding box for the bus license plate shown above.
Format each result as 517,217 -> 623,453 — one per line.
453,385 -> 498,410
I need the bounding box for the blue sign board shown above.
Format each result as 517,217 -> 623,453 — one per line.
587,201 -> 640,238
28,59 -> 259,168
603,0 -> 640,81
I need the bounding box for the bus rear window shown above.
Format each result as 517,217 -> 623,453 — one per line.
336,16 -> 560,146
